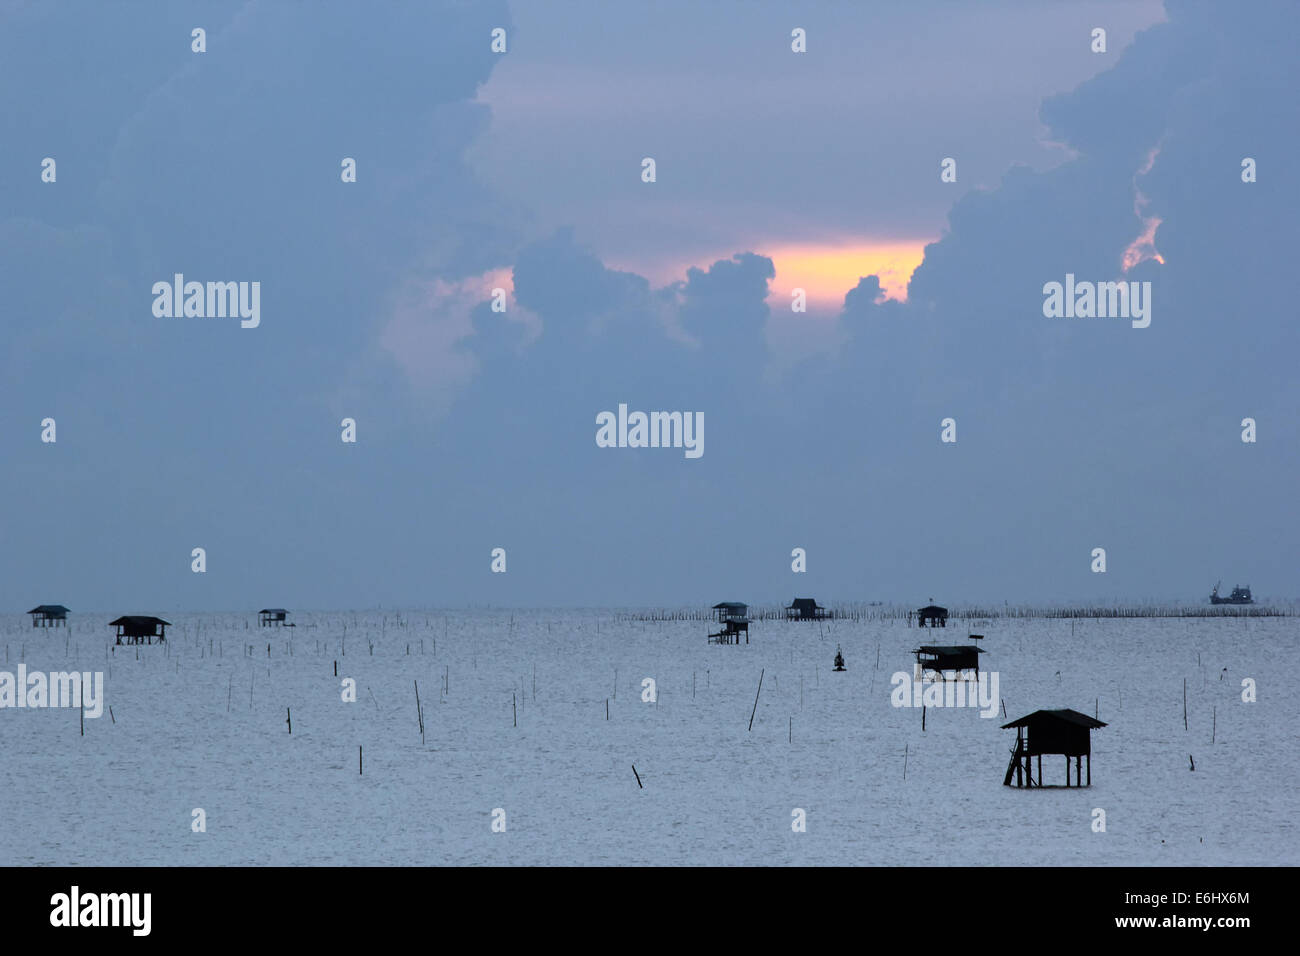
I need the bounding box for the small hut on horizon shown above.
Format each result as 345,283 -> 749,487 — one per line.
108,615 -> 170,646
915,604 -> 948,628
709,602 -> 750,645
786,597 -> 827,621
258,608 -> 290,627
1002,709 -> 1106,788
28,605 -> 69,628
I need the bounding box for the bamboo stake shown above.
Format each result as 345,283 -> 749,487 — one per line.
632,764 -> 643,789
748,669 -> 765,732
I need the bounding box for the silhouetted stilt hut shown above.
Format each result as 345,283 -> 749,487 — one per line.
709,602 -> 749,645
914,644 -> 983,679
786,598 -> 827,621
1001,709 -> 1106,788
28,605 -> 69,628
259,608 -> 289,627
916,604 -> 948,627
109,615 -> 170,646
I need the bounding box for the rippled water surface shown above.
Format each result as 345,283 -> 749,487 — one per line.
0,610 -> 1293,865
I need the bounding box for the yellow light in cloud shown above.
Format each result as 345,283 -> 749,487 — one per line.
764,240 -> 931,308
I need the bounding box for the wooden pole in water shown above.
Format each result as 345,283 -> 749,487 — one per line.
1183,678 -> 1188,731
632,764 -> 643,789
1212,706 -> 1216,743
748,669 -> 765,732
513,691 -> 517,728
359,745 -> 363,775
415,680 -> 424,743
922,705 -> 926,731
286,707 -> 292,734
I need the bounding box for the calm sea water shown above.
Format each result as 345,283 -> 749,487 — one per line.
0,610 -> 1293,865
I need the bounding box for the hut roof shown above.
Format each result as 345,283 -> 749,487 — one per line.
1001,709 -> 1107,730
713,602 -> 747,610
108,615 -> 171,627
259,608 -> 288,614
787,598 -> 822,609
918,604 -> 948,614
28,604 -> 70,614
916,645 -> 984,656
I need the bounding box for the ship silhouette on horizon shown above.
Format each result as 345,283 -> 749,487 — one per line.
1210,581 -> 1254,605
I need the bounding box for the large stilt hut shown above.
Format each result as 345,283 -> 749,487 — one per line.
1001,709 -> 1106,788
108,615 -> 170,646
708,602 -> 750,645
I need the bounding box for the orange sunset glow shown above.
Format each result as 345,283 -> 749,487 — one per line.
763,240 -> 932,307
611,239 -> 934,312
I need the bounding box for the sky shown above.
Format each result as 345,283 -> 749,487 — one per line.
1,0 -> 1295,612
